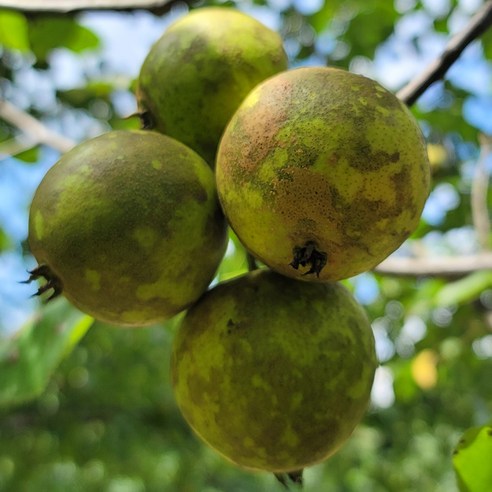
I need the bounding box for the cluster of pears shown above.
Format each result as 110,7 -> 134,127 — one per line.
27,7 -> 430,476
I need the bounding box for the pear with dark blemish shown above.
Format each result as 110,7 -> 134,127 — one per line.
216,66 -> 431,281
27,130 -> 227,326
171,269 -> 377,473
137,7 -> 288,166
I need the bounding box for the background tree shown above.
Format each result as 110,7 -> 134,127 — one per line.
0,0 -> 491,491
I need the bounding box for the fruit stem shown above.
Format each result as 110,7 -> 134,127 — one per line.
274,469 -> 304,489
21,264 -> 63,301
290,241 -> 327,277
138,110 -> 155,130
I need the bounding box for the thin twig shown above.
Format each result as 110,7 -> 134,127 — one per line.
0,0 -> 173,11
0,100 -> 75,154
471,134 -> 492,250
375,252 -> 492,278
397,0 -> 492,106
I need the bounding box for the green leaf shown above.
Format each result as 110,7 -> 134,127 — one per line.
28,17 -> 100,62
308,2 -> 338,34
0,226 -> 10,251
453,425 -> 492,492
13,145 -> 39,163
341,2 -> 398,59
0,298 -> 93,409
482,29 -> 492,60
109,115 -> 141,131
0,9 -> 29,52
57,81 -> 115,108
435,271 -> 492,307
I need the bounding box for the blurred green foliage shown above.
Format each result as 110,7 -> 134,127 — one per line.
28,17 -> 100,63
0,0 -> 491,491
0,299 -> 92,409
0,10 -> 29,52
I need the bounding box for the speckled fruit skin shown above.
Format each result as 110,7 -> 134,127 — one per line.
171,269 -> 377,472
216,67 -> 431,281
137,7 -> 288,165
28,130 -> 227,326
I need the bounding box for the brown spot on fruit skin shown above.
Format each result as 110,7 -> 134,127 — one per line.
216,66 -> 431,281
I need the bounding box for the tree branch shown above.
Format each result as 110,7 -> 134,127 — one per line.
374,252 -> 492,278
397,0 -> 492,106
0,100 -> 75,153
0,0 -> 175,12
